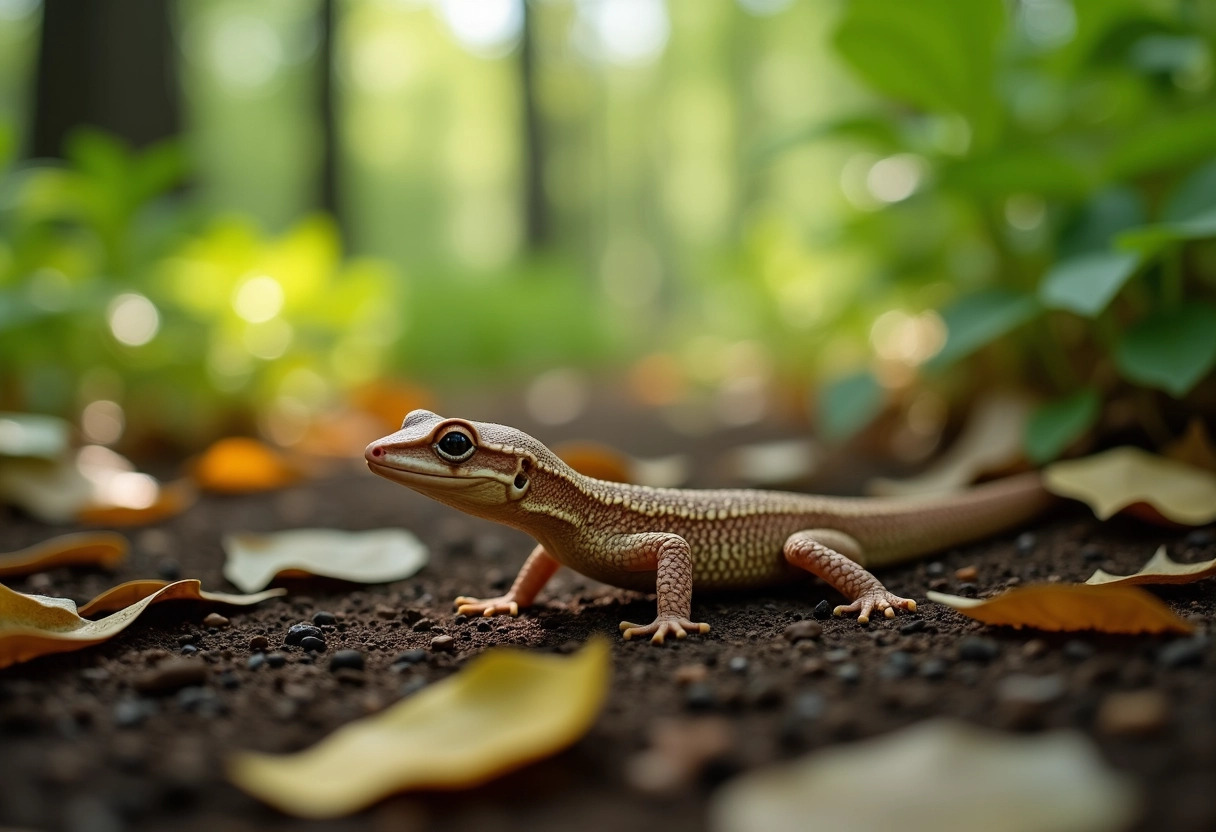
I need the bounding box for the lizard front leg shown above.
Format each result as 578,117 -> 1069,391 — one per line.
616,533 -> 711,645
454,544 -> 560,618
784,529 -> 916,624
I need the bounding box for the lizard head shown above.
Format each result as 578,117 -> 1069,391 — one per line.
364,409 -> 550,517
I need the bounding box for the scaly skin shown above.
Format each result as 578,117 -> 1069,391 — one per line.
366,410 -> 1054,644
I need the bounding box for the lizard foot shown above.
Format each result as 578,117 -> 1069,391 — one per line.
454,595 -> 520,618
619,616 -> 710,645
833,591 -> 916,624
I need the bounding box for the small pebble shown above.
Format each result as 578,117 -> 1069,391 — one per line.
1157,637 -> 1207,668
1022,639 -> 1049,659
957,637 -> 1000,663
879,651 -> 915,680
392,648 -> 428,666
134,659 -> 208,694
330,650 -> 365,672
180,644 -> 198,656
247,653 -> 266,670
728,656 -> 749,674
413,618 -> 435,632
113,699 -> 156,728
954,565 -> 978,582
1096,690 -> 1169,737
919,658 -> 949,680
300,636 -> 326,653
1081,545 -> 1105,562
312,611 -> 337,626
1015,532 -> 1036,555
285,624 -> 323,645
783,621 -> 823,642
836,663 -> 861,684
177,634 -> 195,646
249,635 -> 269,651
202,613 -> 229,629
788,691 -> 825,721
430,635 -> 456,652
375,605 -> 397,620
996,673 -> 1066,706
811,600 -> 831,620
1063,640 -> 1095,661
218,671 -> 240,690
1185,528 -> 1214,548
956,582 -> 978,597
925,562 -> 945,577
674,664 -> 709,686
683,682 -> 716,711
899,619 -> 926,635
824,648 -> 851,663
266,652 -> 287,668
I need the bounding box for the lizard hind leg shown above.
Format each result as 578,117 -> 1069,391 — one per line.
783,529 -> 916,624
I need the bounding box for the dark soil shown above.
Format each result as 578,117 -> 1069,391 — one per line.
2,405 -> 1214,832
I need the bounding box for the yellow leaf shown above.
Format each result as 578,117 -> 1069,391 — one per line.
77,478 -> 197,527
0,580 -> 285,669
927,585 -> 1192,634
229,639 -> 611,818
1087,545 -> 1216,587
222,528 -> 428,593
192,437 -> 301,493
1044,446 -> 1216,526
0,532 -> 128,578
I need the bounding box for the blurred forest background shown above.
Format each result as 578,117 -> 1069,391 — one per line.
1,0 -> 1214,461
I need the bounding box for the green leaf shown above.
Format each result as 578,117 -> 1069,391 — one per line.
754,116 -> 903,164
817,371 -> 884,443
1038,251 -> 1140,318
1116,304 -> 1216,397
1104,106 -> 1216,180
928,290 -> 1041,368
1058,187 -> 1146,259
0,122 -> 13,171
941,151 -> 1094,198
130,140 -> 187,206
833,0 -> 1005,146
1164,160 -> 1216,223
1025,390 -> 1100,465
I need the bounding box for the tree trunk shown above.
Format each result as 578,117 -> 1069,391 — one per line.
519,0 -> 549,249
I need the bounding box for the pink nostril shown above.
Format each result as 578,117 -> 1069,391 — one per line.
371,446 -> 384,457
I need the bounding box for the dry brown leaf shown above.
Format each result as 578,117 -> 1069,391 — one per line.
0,580 -> 285,669
868,391 -> 1032,497
229,639 -> 610,818
78,478 -> 197,526
0,532 -> 128,578
222,528 -> 428,593
1044,446 -> 1216,526
1165,420 -> 1216,474
192,437 -> 301,493
710,719 -> 1138,832
927,585 -> 1192,634
1087,545 -> 1216,587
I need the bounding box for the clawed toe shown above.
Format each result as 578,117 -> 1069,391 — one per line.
620,616 -> 710,645
834,590 -> 916,624
453,595 -> 520,618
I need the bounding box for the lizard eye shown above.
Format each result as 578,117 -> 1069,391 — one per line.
435,429 -> 475,462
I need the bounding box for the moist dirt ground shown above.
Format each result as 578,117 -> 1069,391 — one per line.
1,400 -> 1214,832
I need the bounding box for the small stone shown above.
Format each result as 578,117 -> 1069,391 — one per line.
683,682 -> 716,711
249,636 -> 269,651
247,653 -> 266,670
375,605 -> 397,620
430,635 -> 456,652
300,636 -> 326,653
1157,637 -> 1207,668
113,699 -> 156,728
312,611 -> 337,626
879,651 -> 915,680
134,659 -> 208,695
1097,690 -> 1169,737
177,634 -> 195,646
824,648 -> 851,663
266,652 -> 287,668
919,658 -> 949,680
1185,528 -> 1214,548
202,613 -> 229,628
925,562 -> 945,577
783,621 -> 823,642
179,644 -> 198,656
177,686 -> 224,716
956,582 -> 978,597
954,565 -> 978,582
811,600 -> 831,620
727,656 -> 749,674
1081,545 -> 1105,562
1022,639 -> 1049,659
996,673 -> 1066,706
330,650 -> 365,671
789,691 -> 825,721
957,637 -> 999,663
285,624 -> 323,645
392,648 -> 428,666
413,618 -> 435,632
218,671 -> 240,690
1015,532 -> 1036,555
899,619 -> 926,635
674,664 -> 709,686
1063,640 -> 1095,661
836,663 -> 861,684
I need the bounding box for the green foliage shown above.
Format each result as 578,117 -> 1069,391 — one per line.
817,371 -> 884,443
800,0 -> 1216,452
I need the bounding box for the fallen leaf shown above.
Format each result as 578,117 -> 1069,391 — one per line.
0,580 -> 285,669
350,380 -> 437,433
1086,545 -> 1216,587
555,441 -> 689,488
222,528 -> 428,593
710,719 -> 1138,832
192,437 -> 301,493
228,639 -> 610,817
1165,419 -> 1216,473
78,479 -> 197,527
927,585 -> 1192,634
75,579 -> 284,616
1044,446 -> 1216,525
869,391 -> 1032,497
0,532 -> 128,578
0,412 -> 71,460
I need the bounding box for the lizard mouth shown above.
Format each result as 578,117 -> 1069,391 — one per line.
366,460 -> 493,491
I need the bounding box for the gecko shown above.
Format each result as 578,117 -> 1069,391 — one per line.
365,410 -> 1054,644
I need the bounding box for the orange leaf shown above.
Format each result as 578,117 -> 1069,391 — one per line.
927,584 -> 1193,634
0,579 -> 285,669
1087,545 -> 1216,587
555,441 -> 634,483
0,532 -> 128,578
192,438 -> 300,493
78,479 -> 197,526
350,381 -> 436,433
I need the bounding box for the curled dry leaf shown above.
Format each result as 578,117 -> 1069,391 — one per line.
1044,446 -> 1216,526
555,441 -> 689,488
222,528 -> 428,593
0,532 -> 128,578
927,585 -> 1192,635
868,391 -> 1032,497
710,719 -> 1138,832
229,639 -> 610,818
1087,545 -> 1216,587
0,580 -> 285,669
192,437 -> 301,494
